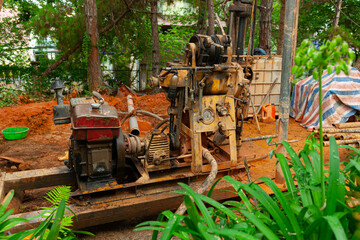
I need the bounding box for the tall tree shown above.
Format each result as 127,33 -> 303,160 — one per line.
259,0 -> 273,54
150,0 -> 160,76
0,0 -> 3,12
207,0 -> 215,35
277,0 -> 285,55
84,0 -> 103,91
332,0 -> 342,27
197,0 -> 207,34
41,0 -> 135,79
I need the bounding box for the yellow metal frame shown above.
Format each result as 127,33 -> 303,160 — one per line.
189,95 -> 238,173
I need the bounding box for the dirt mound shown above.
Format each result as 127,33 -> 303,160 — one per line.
0,93 -> 170,136
0,100 -> 58,135
104,93 -> 170,135
104,93 -> 169,116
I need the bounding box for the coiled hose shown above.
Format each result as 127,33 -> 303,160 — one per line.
175,148 -> 218,215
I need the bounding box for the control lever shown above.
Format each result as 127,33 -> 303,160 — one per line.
209,42 -> 224,49
91,91 -> 104,109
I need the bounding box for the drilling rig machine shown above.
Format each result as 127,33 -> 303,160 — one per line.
49,0 -> 255,195
2,0 -> 268,230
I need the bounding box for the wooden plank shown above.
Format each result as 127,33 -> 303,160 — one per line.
3,167 -> 76,193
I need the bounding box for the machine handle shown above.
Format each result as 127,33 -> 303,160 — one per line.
91,91 -> 104,109
92,91 -> 103,101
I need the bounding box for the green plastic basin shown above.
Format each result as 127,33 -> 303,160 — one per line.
2,127 -> 29,140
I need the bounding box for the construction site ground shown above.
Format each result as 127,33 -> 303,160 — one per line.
0,92 -> 350,239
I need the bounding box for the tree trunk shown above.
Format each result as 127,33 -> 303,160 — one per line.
0,0 -> 4,12
277,0 -> 285,55
259,0 -> 273,55
207,0 -> 215,35
354,57 -> 360,71
84,0 -> 103,91
150,0 -> 160,76
332,0 -> 342,27
197,0 -> 207,34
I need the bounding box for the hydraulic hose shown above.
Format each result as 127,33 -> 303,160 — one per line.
119,110 -> 164,126
154,118 -> 170,130
175,148 -> 218,215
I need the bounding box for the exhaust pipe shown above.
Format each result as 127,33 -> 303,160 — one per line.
127,95 -> 140,136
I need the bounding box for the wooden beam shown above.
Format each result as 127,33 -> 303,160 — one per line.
3,167 -> 75,195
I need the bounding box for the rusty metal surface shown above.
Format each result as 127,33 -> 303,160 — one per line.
72,104 -> 120,129
70,97 -> 95,106
1,164 -> 244,198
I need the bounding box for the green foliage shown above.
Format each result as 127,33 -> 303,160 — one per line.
82,33 -> 91,60
40,186 -> 94,239
0,190 -> 32,238
44,186 -> 72,208
339,145 -> 360,201
0,0 -> 235,95
0,88 -> 24,108
0,186 -> 94,239
292,36 -> 355,206
292,37 -> 355,80
297,0 -> 360,58
136,137 -> 359,239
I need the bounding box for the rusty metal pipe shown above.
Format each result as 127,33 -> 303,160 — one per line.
323,139 -> 360,146
127,95 -> 140,136
268,139 -> 298,146
314,128 -> 360,133
332,122 -> 360,129
241,134 -> 278,142
323,133 -> 344,140
175,148 -> 218,215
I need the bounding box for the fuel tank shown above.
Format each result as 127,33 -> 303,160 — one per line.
70,98 -> 120,142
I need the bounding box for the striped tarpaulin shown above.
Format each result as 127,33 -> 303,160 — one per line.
290,68 -> 360,129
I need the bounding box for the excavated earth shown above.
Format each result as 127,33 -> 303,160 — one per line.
0,92 -> 351,239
